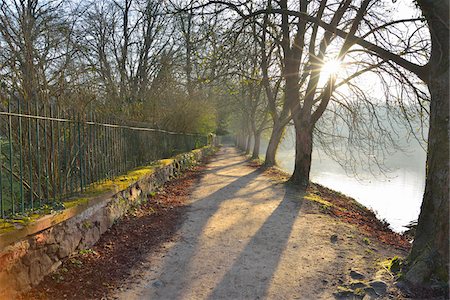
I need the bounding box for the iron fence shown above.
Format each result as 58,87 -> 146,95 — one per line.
0,99 -> 208,218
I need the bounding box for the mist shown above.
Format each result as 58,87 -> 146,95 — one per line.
257,125 -> 426,232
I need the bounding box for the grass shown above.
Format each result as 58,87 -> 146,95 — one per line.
82,165 -> 158,197
378,255 -> 404,279
0,212 -> 43,234
304,193 -> 334,208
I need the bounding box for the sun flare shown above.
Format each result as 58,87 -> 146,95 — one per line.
321,59 -> 342,79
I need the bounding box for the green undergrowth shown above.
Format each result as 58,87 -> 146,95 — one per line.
304,193 -> 334,208
0,215 -> 45,234
63,198 -> 89,209
308,183 -> 368,212
249,157 -> 264,165
303,191 -> 351,214
378,256 -> 405,281
82,164 -> 160,198
0,203 -> 66,234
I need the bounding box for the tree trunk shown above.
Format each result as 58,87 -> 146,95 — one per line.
406,67 -> 449,285
289,119 -> 313,189
252,132 -> 261,159
264,122 -> 285,167
405,0 -> 449,285
237,134 -> 245,150
245,134 -> 252,154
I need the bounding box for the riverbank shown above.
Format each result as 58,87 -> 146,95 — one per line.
246,158 -> 411,252
246,156 -> 447,299
271,145 -> 425,233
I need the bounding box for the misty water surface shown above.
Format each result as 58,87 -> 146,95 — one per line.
259,129 -> 426,233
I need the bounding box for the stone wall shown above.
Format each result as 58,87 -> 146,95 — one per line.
0,147 -> 214,298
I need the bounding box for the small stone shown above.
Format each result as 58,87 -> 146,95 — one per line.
350,270 -> 366,280
322,279 -> 329,285
369,280 -> 387,296
330,234 -> 338,243
152,280 -> 164,288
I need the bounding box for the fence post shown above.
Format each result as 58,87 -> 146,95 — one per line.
17,98 -> 24,212
43,103 -> 50,205
63,109 -> 68,195
57,105 -> 62,201
69,110 -> 75,196
49,103 -> 56,204
94,113 -> 99,184
8,100 -> 14,215
77,113 -> 83,192
35,100 -> 42,207
88,112 -> 93,185
82,115 -> 88,190
27,102 -> 33,209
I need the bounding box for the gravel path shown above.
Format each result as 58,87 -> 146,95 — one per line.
114,147 -> 401,300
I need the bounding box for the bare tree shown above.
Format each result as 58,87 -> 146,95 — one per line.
405,0 -> 448,286
78,0 -> 171,117
258,2 -> 288,166
0,0 -> 77,106
276,0 -> 445,284
265,0 -> 447,285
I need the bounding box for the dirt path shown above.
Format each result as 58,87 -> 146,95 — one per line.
114,147 -> 403,300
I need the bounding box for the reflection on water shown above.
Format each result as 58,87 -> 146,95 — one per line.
275,149 -> 425,232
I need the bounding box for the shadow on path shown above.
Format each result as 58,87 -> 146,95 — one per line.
137,147 -> 305,300
142,149 -> 264,299
207,188 -> 303,299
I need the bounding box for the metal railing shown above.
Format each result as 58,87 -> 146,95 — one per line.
0,100 -> 208,218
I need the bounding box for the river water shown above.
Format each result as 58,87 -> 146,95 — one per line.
258,130 -> 426,233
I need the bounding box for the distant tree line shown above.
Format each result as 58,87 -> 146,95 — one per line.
0,0 -> 239,134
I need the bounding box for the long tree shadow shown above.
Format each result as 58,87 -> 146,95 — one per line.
139,147 -> 307,300
207,187 -> 304,299
142,162 -> 264,299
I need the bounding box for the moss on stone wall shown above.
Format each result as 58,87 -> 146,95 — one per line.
0,146 -> 216,298
0,146 -> 215,238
